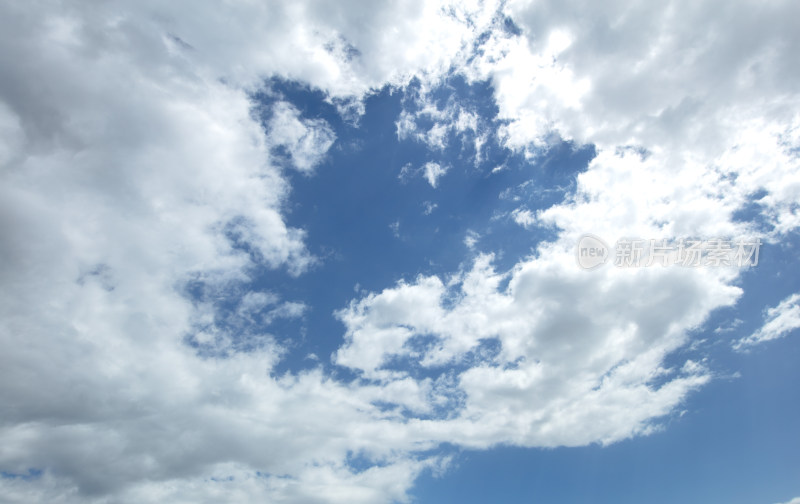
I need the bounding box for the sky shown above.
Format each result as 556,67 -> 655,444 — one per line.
0,1 -> 799,503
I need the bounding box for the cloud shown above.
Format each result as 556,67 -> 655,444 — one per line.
267,101 -> 336,173
734,293 -> 800,350
1,0 -> 799,502
464,230 -> 480,249
511,208 -> 536,229
389,220 -> 401,238
335,247 -> 734,448
398,162 -> 414,183
473,0 -> 800,152
423,162 -> 448,188
774,498 -> 800,504
2,0 -> 486,500
463,0 -> 800,236
399,161 -> 449,188
395,87 -> 484,156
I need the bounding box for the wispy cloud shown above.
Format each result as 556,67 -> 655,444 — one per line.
734,293 -> 800,350
423,162 -> 448,188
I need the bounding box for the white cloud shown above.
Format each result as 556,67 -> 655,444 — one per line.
1,0 -> 506,500
395,87 -> 487,162
464,230 -> 480,249
398,162 -> 414,183
399,161 -> 450,188
423,201 -> 438,215
237,291 -> 281,317
423,162 -> 448,188
1,0 -> 799,502
511,208 -> 536,229
774,498 -> 800,504
126,0 -> 500,96
335,246 -> 735,448
350,0 -> 800,459
267,101 -> 335,173
389,220 -> 401,238
734,293 -> 800,350
464,0 -> 800,236
475,0 -> 800,153
714,318 -> 743,334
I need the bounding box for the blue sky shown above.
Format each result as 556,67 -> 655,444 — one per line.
253,77 -> 595,376
1,1 -> 799,503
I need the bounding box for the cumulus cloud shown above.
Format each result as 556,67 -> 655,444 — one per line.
465,0 -> 800,237
337,254 -> 737,447
336,229 -> 738,450
473,0 -> 800,152
1,0 -> 798,502
734,293 -> 800,350
334,0 -> 800,456
3,0 -> 492,500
